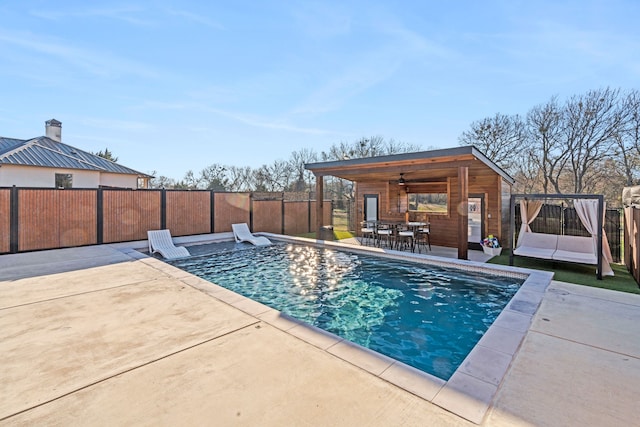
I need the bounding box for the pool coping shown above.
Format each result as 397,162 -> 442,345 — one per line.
133,233 -> 553,424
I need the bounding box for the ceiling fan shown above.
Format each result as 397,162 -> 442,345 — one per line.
392,173 -> 445,186
388,173 -> 408,186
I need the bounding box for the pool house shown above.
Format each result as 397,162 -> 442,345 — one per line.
305,146 -> 515,260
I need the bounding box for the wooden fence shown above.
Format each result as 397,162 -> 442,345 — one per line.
624,206 -> 640,284
0,188 -> 332,254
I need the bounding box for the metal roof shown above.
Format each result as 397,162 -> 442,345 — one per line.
0,136 -> 151,177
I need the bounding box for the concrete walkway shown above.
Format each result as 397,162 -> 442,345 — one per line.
1,242 -> 638,426
488,281 -> 640,426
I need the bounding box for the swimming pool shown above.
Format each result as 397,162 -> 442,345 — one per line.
169,241 -> 525,380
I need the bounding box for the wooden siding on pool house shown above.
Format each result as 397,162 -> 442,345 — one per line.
305,146 -> 515,260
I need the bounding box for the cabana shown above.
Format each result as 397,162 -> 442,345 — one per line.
305,146 -> 514,260
509,194 -> 614,280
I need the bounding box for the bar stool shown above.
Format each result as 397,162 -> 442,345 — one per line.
360,221 -> 375,246
396,227 -> 415,252
415,225 -> 431,253
376,224 -> 394,249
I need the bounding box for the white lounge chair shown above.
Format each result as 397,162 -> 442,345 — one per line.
147,229 -> 190,259
232,223 -> 272,246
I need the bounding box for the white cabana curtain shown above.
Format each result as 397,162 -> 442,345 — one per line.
517,199 -> 544,247
574,199 -> 614,277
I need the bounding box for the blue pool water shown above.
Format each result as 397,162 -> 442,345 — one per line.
169,241 -> 524,380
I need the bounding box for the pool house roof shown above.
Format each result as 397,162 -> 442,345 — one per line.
305,145 -> 514,184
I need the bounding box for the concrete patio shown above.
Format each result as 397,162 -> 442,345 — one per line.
1,238 -> 638,426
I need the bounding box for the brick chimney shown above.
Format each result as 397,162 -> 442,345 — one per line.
45,119 -> 62,141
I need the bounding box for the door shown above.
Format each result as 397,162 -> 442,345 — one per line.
468,194 -> 485,250
364,194 -> 378,222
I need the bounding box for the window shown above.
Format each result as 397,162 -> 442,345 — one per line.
408,193 -> 448,214
55,173 -> 73,189
406,180 -> 450,215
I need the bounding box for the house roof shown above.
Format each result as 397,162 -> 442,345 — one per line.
305,145 -> 514,184
0,136 -> 152,177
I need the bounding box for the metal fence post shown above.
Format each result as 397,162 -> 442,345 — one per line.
10,186 -> 18,253
160,189 -> 167,230
249,192 -> 254,231
96,189 -> 103,244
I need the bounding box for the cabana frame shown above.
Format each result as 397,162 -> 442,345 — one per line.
509,194 -> 604,280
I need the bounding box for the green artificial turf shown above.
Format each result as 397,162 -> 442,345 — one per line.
334,230 -> 355,240
296,232 -> 316,239
488,250 -> 640,294
295,231 -> 355,240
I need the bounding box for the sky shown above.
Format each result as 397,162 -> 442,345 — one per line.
1,1 -> 638,180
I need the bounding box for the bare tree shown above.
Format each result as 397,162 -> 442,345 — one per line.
615,89 -> 640,186
176,170 -> 202,189
200,164 -> 228,190
319,136 -> 421,200
93,147 -> 118,162
462,88 -> 634,200
458,113 -> 527,176
225,165 -> 254,192
289,148 -> 318,192
321,136 -> 420,161
322,137 -> 382,160
321,138 -> 367,161
630,89 -> 640,155
512,153 -> 544,193
559,87 -> 627,193
147,171 -> 176,189
526,97 -> 567,194
253,160 -> 292,192
382,138 -> 422,155
590,158 -> 628,205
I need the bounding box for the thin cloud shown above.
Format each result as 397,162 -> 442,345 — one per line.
534,20 -> 636,63
129,99 -> 334,135
29,6 -> 154,26
127,101 -> 190,111
291,22 -> 453,116
291,3 -> 351,39
166,9 -> 224,30
77,117 -> 152,131
202,105 -> 335,135
292,54 -> 401,116
0,30 -> 161,79
378,21 -> 456,60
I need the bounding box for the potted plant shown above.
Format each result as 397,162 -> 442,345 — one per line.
481,235 -> 502,256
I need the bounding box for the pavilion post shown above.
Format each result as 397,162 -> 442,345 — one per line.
597,195 -> 604,280
458,166 -> 469,260
509,194 -> 516,266
315,174 -> 324,236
